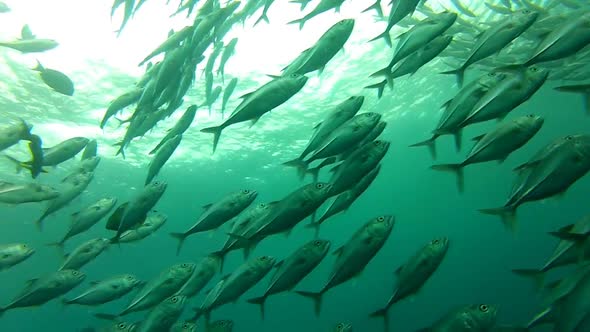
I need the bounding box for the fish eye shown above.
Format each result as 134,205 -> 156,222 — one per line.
183,323 -> 190,328
126,276 -> 134,280
337,323 -> 344,330
374,141 -> 381,145
21,244 -> 27,248
530,66 -> 538,72
314,240 -> 322,246
118,323 -> 127,329
181,263 -> 189,268
171,296 -> 178,303
522,9 -> 530,13
258,203 -> 266,207
488,72 -> 496,76
527,114 -> 534,118
377,216 -> 385,222
433,239 -> 439,244
479,304 -> 489,312
72,271 -> 79,275
290,74 -> 299,78
315,183 -> 324,189
260,256 -> 267,261
242,189 -> 250,194
566,135 -> 574,140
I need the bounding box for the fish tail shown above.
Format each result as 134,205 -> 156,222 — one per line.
369,308 -> 391,332
364,80 -> 388,99
440,67 -> 465,88
170,232 -> 187,256
113,141 -> 126,159
289,0 -> 309,10
209,250 -> 227,274
246,295 -> 268,320
409,135 -> 438,159
512,269 -> 545,290
453,129 -> 463,152
3,155 -> 30,174
35,214 -> 47,232
282,157 -> 309,180
369,31 -> 392,48
306,166 -> 320,183
33,59 -> 44,72
479,206 -> 517,233
254,13 -> 269,26
287,17 -> 306,30
200,125 -> 224,154
46,240 -> 65,255
295,291 -> 323,316
362,0 -> 384,17
430,163 -> 466,193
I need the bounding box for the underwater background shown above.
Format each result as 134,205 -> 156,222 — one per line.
0,0 -> 588,331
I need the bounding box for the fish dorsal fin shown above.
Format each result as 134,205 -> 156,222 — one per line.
471,134 -> 486,142
313,121 -> 322,130
239,91 -> 255,99
332,246 -> 344,257
202,203 -> 213,210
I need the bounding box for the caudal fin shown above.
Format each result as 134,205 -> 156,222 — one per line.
282,157 -> 309,180
369,31 -> 392,48
304,222 -> 321,238
295,291 -> 323,316
46,240 -> 66,255
479,205 -> 517,233
254,13 -> 269,27
364,80 -> 388,99
170,232 -> 187,256
440,67 -> 465,88
246,295 -> 268,320
512,269 -> 546,290
362,0 -> 384,17
369,308 -> 391,332
200,126 -> 224,154
430,163 -> 466,193
409,135 -> 438,159
35,214 -> 47,232
287,17 -> 307,30
209,250 -> 227,274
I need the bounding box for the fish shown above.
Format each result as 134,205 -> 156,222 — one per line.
51,197 -> 118,249
177,255 -> 222,298
377,12 -> 457,73
247,239 -> 331,319
283,96 -> 364,172
11,137 -> 90,169
417,304 -> 498,331
207,86 -> 223,114
82,139 -> 98,160
459,66 -> 549,127
370,0 -> 422,46
0,270 -> 85,317
117,213 -> 167,243
441,10 -> 539,87
432,115 -> 544,192
61,157 -> 101,183
170,189 -> 257,255
101,89 -> 143,129
370,238 -> 450,331
310,165 -> 381,235
0,39 -> 59,53
362,0 -> 383,17
170,321 -> 197,332
35,171 -> 94,230
111,181 -> 167,241
328,140 -> 390,197
288,0 -> 346,30
145,135 -> 182,185
138,26 -> 195,66
33,61 -> 75,96
524,11 -> 590,66
136,295 -> 187,332
0,182 -> 59,204
0,118 -> 32,152
254,0 -> 275,26
221,78 -> 238,118
217,38 -> 238,81
57,238 -> 110,271
149,105 -> 196,155
296,215 -> 394,315
96,263 -> 195,318
480,134 -> 590,231
63,274 -> 142,306
193,256 -> 276,322
284,112 -> 381,178
0,2 -> 9,12
200,74 -> 308,153
24,134 -> 45,179
367,35 -> 453,97
283,19 -> 354,76
0,244 -> 35,271
409,70 -> 507,158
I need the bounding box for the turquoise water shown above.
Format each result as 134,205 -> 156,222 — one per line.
1,0 -> 589,331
